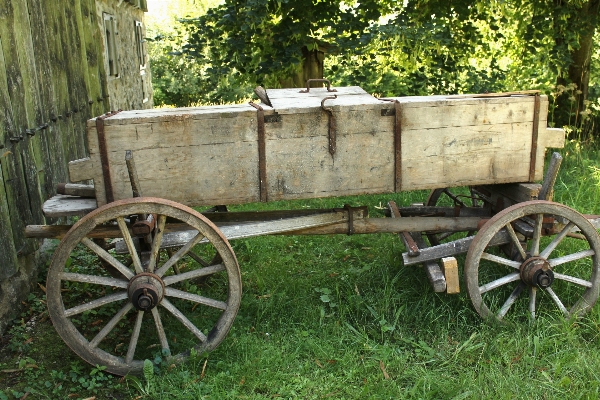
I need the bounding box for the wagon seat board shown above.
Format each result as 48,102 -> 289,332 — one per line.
67,87 -> 564,207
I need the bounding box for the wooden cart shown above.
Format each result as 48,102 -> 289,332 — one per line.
25,82 -> 600,375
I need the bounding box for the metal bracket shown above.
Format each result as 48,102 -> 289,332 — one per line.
343,204 -> 355,235
249,102 -> 268,202
379,98 -> 402,191
321,95 -> 337,156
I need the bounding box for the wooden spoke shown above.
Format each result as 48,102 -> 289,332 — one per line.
161,298 -> 208,342
81,237 -> 134,279
147,214 -> 168,273
89,303 -> 134,348
186,251 -> 211,267
505,223 -> 527,260
529,213 -> 544,256
553,272 -> 593,288
155,232 -> 206,277
126,311 -> 144,364
442,188 -> 467,207
116,217 -> 143,274
165,287 -> 227,310
549,249 -> 595,268
59,272 -> 128,289
545,287 -> 569,317
497,283 -> 525,320
151,307 -> 170,355
529,287 -> 537,320
64,292 -> 128,318
539,222 -> 575,259
481,252 -> 521,269
163,264 -> 226,286
479,272 -> 521,294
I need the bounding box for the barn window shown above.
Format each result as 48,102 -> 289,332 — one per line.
103,13 -> 119,77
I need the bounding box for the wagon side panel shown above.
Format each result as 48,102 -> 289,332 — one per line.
76,106 -> 261,206
396,95 -> 562,191
265,104 -> 395,200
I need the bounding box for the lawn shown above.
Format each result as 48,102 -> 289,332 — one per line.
0,140 -> 599,399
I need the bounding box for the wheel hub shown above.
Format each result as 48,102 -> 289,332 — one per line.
520,256 -> 554,288
128,273 -> 165,311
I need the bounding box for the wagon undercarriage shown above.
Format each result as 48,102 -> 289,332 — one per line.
24,84 -> 600,375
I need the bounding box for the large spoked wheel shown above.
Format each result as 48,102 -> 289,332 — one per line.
465,201 -> 600,322
425,187 -> 485,246
46,197 -> 241,376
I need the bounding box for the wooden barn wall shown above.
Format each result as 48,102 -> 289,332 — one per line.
0,0 -> 151,331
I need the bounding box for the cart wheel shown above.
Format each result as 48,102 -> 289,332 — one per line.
425,187 -> 485,246
465,201 -> 600,322
46,197 -> 241,376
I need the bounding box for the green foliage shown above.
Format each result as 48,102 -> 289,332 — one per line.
148,0 -> 600,138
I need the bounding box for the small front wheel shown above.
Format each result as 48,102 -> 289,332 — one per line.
465,201 -> 600,322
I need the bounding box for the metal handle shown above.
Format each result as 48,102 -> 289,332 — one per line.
320,95 -> 337,156
320,95 -> 337,111
299,79 -> 337,93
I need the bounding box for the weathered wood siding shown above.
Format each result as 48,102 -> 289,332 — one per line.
0,0 -> 151,331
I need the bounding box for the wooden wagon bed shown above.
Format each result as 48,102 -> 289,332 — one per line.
67,87 -> 564,208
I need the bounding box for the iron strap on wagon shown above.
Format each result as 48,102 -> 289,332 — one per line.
25,81 -> 600,375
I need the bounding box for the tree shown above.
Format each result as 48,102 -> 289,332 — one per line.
176,0 -> 600,133
179,0 -> 394,88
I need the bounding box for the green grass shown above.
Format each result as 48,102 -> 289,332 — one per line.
1,140 -> 599,399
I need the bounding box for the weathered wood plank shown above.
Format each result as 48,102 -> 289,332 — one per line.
25,0 -> 57,201
57,183 -> 96,198
42,194 -> 98,217
402,122 -> 536,190
63,0 -> 90,161
409,232 -> 446,293
0,10 -> 20,279
265,131 -> 394,200
267,86 -> 368,99
94,104 -> 257,126
74,0 -> 98,118
0,1 -> 34,256
12,0 -> 47,225
44,0 -> 72,186
106,142 -> 261,205
0,158 -> 18,279
68,157 -> 97,183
